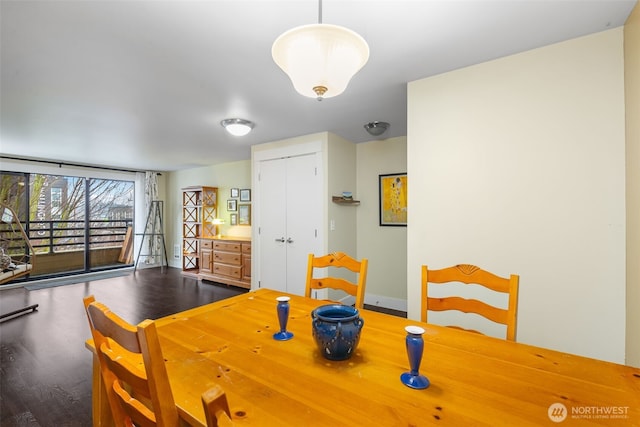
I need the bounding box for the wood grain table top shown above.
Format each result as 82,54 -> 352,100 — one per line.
149,288 -> 640,426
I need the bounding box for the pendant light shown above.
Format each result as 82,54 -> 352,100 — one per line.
271,0 -> 369,101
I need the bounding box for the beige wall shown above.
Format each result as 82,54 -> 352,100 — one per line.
407,29 -> 626,363
356,137 -> 408,310
166,160 -> 251,268
625,3 -> 640,368
327,133 -> 357,257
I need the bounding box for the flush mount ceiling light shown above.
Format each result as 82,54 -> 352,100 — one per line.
271,0 -> 369,101
220,118 -> 254,136
364,121 -> 390,136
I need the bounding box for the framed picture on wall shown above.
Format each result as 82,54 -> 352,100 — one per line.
227,199 -> 237,211
379,173 -> 407,226
239,204 -> 251,225
230,188 -> 239,198
230,213 -> 238,226
240,189 -> 251,202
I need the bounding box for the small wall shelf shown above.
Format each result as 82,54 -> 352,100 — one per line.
332,196 -> 360,206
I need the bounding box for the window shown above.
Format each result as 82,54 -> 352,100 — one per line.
50,187 -> 62,220
0,169 -> 136,282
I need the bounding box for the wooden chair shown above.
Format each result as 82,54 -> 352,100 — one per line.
421,264 -> 519,341
83,295 -> 179,427
305,252 -> 368,309
83,296 -> 233,427
202,386 -> 233,427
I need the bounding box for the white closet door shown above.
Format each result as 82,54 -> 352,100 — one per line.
258,158 -> 288,292
284,153 -> 321,296
257,153 -> 322,295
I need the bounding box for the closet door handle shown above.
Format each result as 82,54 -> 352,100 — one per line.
275,237 -> 285,243
286,238 -> 294,243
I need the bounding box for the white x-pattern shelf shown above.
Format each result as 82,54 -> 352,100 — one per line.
181,186 -> 218,274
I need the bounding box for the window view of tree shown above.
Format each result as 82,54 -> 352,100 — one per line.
89,178 -> 134,250
0,170 -> 135,281
0,172 -> 27,219
30,175 -> 86,253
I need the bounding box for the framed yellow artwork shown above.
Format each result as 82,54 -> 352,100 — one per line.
379,173 -> 407,226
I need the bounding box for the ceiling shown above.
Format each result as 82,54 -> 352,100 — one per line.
1,0 -> 636,172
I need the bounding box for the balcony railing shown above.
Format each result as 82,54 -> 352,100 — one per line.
1,218 -> 134,280
27,218 -> 133,254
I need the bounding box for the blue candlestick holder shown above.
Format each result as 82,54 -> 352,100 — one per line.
400,325 -> 430,389
273,296 -> 294,341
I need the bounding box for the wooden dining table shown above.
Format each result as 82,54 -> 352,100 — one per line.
88,288 -> 640,426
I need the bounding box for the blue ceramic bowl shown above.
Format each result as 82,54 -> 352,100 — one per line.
311,304 -> 364,361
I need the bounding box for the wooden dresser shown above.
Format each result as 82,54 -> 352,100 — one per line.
199,236 -> 251,289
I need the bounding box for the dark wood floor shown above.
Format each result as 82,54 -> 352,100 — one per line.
0,267 -> 247,427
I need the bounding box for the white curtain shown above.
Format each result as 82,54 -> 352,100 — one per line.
143,172 -> 160,264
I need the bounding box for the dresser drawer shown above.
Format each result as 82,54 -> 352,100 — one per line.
213,263 -> 242,279
213,241 -> 241,252
201,239 -> 213,249
241,243 -> 251,254
214,251 -> 241,265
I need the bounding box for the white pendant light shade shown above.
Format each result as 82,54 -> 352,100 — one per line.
272,24 -> 369,100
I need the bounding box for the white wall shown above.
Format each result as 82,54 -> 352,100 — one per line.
407,29 -> 626,363
356,137 -> 408,311
166,160 -> 251,268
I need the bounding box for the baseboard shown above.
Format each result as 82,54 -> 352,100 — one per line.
338,293 -> 407,312
364,293 -> 407,312
13,268 -> 134,291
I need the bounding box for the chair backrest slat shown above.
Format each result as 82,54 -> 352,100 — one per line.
86,302 -> 140,352
305,252 -> 368,309
421,265 -> 519,341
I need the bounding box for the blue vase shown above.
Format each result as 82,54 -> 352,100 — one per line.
273,296 -> 294,341
400,325 -> 430,389
311,304 -> 364,361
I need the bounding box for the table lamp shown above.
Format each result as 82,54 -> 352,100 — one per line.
212,218 -> 224,238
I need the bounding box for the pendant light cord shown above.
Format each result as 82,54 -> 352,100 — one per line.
318,0 -> 322,24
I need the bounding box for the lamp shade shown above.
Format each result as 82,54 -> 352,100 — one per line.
272,24 -> 369,99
